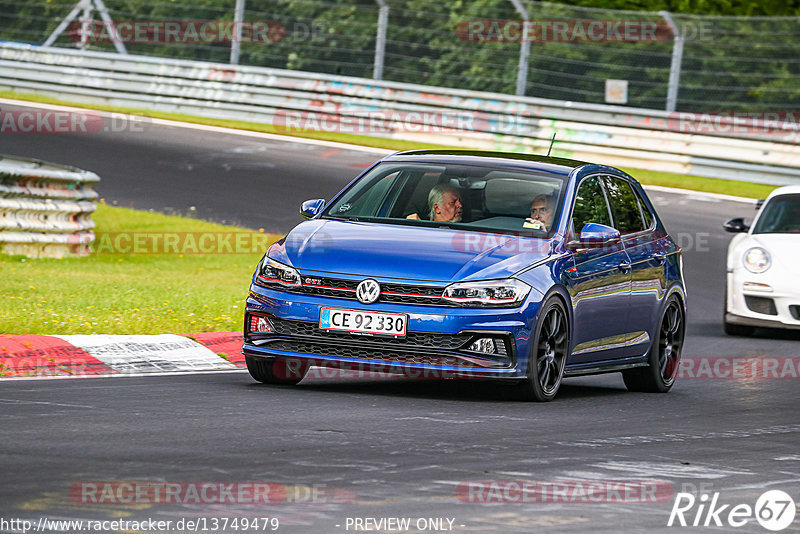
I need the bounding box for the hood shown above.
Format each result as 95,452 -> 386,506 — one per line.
268,219 -> 552,282
749,234 -> 800,276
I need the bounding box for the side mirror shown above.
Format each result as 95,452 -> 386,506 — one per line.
567,223 -> 621,250
723,217 -> 749,233
300,199 -> 325,220
756,199 -> 765,210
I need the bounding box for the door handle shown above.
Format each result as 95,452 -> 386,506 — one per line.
618,261 -> 631,272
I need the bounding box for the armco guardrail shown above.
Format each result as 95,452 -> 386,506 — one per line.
0,42 -> 797,186
0,154 -> 98,258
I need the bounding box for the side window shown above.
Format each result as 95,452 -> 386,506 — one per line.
572,176 -> 611,234
603,176 -> 645,234
639,197 -> 654,229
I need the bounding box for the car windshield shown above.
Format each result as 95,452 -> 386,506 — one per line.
752,194 -> 800,234
321,162 -> 567,237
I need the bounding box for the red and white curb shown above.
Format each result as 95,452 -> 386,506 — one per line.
0,332 -> 245,378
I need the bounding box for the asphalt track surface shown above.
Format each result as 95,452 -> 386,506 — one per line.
0,101 -> 380,233
1,101 -> 799,533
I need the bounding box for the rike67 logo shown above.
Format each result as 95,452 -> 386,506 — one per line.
668,490 -> 796,531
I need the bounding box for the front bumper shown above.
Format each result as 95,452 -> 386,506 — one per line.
242,282 -> 539,379
725,312 -> 800,331
727,270 -> 800,330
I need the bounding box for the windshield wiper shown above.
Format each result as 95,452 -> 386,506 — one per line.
324,215 -> 361,222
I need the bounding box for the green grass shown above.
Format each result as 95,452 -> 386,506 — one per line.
1,90 -> 779,200
0,204 -> 281,335
622,167 -> 777,200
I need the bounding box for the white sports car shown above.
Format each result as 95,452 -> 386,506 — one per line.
724,185 -> 800,335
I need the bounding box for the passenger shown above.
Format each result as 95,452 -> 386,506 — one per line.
525,194 -> 554,231
407,184 -> 463,222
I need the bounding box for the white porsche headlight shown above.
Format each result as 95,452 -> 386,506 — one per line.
257,256 -> 301,286
743,247 -> 771,273
442,279 -> 531,307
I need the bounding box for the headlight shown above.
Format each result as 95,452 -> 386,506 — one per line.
743,247 -> 771,273
442,279 -> 531,307
256,256 -> 301,286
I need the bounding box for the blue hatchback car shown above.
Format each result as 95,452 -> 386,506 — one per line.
243,150 -> 686,401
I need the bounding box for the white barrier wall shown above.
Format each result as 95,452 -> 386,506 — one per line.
0,42 -> 797,185
0,155 -> 98,257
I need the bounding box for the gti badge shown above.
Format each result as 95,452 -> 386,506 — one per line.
356,279 -> 381,304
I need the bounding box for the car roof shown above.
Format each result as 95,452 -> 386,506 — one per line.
384,150 -> 590,176
766,185 -> 800,200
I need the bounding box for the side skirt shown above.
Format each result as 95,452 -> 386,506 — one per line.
564,357 -> 649,377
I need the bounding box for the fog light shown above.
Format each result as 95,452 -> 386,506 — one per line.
467,337 -> 506,355
249,314 -> 274,334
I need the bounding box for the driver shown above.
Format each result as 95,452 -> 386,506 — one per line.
407,184 -> 463,222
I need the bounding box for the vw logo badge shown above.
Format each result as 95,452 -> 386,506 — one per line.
356,279 -> 381,304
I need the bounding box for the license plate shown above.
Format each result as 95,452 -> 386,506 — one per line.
319,307 -> 407,336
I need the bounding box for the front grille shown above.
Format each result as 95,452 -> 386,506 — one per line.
263,340 -> 502,368
745,296 -> 777,316
256,276 -> 446,305
245,316 -> 514,369
269,317 -> 471,350
790,305 -> 800,320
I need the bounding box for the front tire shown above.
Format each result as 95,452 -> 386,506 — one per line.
623,295 -> 685,393
511,297 -> 570,402
245,355 -> 308,385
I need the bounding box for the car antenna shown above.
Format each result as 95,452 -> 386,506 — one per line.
546,132 -> 557,157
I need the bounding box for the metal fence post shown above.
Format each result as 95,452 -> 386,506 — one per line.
43,0 -> 127,54
660,11 -> 683,113
373,0 -> 388,80
78,0 -> 92,49
44,0 -> 86,47
230,0 -> 245,65
509,0 -> 530,97
93,0 -> 127,54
